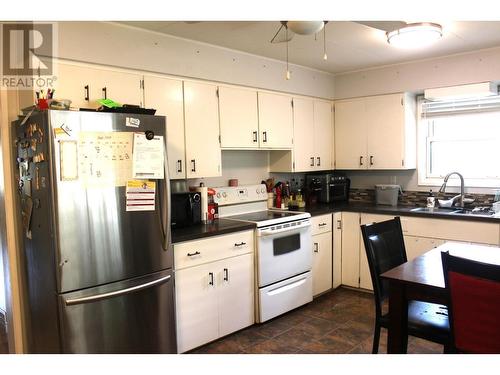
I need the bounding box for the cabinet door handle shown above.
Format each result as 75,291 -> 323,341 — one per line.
310,157 -> 315,167
191,159 -> 196,172
187,251 -> 200,257
313,243 -> 319,253
234,242 -> 246,247
262,131 -> 267,143
337,220 -> 342,230
370,155 -> 374,166
208,272 -> 214,286
223,268 -> 229,282
177,159 -> 182,173
253,131 -> 258,143
359,156 -> 364,166
102,86 -> 107,99
317,157 -> 321,166
84,85 -> 89,101
318,223 -> 327,227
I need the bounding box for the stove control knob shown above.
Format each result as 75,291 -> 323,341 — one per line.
216,192 -> 221,198
222,192 -> 227,198
261,187 -> 266,193
256,188 -> 260,194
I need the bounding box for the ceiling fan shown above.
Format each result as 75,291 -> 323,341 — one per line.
270,21 -> 408,43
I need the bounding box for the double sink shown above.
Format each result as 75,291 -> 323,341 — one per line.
410,207 -> 496,217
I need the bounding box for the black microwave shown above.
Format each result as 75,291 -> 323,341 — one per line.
171,192 -> 202,228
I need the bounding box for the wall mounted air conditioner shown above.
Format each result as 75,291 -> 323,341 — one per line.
424,82 -> 498,101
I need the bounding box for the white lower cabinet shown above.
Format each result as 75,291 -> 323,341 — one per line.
217,253 -> 254,337
174,231 -> 254,353
311,214 -> 334,296
332,212 -> 342,288
404,236 -> 446,261
175,262 -> 219,353
340,212 -> 361,288
312,232 -> 332,296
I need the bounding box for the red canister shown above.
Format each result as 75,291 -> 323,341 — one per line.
207,202 -> 219,223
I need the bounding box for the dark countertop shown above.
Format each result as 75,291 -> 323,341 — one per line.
296,202 -> 500,223
172,202 -> 499,244
172,219 -> 256,244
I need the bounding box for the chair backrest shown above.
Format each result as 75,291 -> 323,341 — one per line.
360,217 -> 407,315
441,251 -> 500,354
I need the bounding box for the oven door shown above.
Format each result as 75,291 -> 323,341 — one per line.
256,220 -> 312,287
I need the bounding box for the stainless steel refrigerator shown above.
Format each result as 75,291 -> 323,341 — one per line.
14,110 -> 176,353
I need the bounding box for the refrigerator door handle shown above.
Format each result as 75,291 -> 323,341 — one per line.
64,274 -> 172,306
158,145 -> 171,251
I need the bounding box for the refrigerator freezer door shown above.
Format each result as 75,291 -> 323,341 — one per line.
48,111 -> 172,293
58,269 -> 176,353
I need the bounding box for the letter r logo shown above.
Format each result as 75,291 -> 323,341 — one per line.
2,23 -> 53,75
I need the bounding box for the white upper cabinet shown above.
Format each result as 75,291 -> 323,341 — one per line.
334,98 -> 368,169
334,93 -> 416,170
143,75 -> 186,179
293,98 -> 333,172
183,81 -> 222,178
55,63 -> 143,109
313,100 -> 334,170
292,97 -> 316,171
257,92 -> 293,148
94,69 -> 143,107
54,63 -> 102,109
218,86 -> 259,149
271,97 -> 333,173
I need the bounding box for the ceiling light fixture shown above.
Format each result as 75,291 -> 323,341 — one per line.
386,22 -> 443,49
286,21 -> 325,35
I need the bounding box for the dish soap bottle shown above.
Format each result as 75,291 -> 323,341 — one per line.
426,190 -> 435,208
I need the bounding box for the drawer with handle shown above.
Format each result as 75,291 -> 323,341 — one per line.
310,214 -> 332,236
174,230 -> 254,270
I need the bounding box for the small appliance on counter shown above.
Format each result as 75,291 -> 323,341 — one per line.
171,192 -> 202,228
305,172 -> 350,203
374,184 -> 402,206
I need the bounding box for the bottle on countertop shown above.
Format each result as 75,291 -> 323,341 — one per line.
426,189 -> 435,208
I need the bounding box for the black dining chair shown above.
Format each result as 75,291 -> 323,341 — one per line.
441,251 -> 500,353
360,217 -> 450,353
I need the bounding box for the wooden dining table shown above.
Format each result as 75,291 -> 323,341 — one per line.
380,241 -> 500,354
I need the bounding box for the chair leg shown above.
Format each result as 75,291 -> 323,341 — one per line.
372,323 -> 381,354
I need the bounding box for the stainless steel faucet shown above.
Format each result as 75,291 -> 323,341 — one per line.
438,172 -> 465,208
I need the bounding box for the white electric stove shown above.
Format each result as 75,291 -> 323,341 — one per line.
212,184 -> 313,323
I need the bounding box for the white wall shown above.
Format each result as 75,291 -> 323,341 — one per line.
334,46 -> 500,99
335,47 -> 500,194
54,22 -> 336,99
188,150 -> 270,189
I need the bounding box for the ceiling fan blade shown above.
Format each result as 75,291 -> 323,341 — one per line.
355,21 -> 407,32
270,24 -> 295,43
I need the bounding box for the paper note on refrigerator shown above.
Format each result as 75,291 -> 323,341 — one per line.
78,132 -> 133,187
126,180 -> 156,211
132,133 -> 164,179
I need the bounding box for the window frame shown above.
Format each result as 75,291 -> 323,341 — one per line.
417,97 -> 500,188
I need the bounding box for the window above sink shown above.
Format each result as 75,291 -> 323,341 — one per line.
417,95 -> 500,188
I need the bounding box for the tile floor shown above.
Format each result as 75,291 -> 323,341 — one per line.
0,312 -> 8,354
189,287 -> 443,354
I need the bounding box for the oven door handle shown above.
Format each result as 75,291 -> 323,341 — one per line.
257,222 -> 310,237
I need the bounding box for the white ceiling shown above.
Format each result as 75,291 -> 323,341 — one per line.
118,21 -> 500,75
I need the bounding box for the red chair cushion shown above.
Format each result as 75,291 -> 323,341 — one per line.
449,271 -> 500,353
